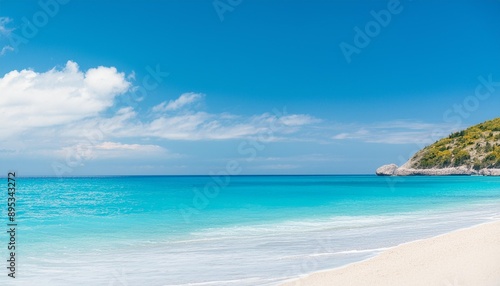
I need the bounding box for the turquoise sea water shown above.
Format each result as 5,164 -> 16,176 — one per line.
1,175 -> 500,285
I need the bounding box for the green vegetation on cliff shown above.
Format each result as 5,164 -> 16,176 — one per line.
410,118 -> 500,169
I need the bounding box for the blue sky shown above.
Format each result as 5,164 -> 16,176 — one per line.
1,0 -> 500,176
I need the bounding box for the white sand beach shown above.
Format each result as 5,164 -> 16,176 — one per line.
282,220 -> 500,286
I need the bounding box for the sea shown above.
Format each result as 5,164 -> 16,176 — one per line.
1,175 -> 500,285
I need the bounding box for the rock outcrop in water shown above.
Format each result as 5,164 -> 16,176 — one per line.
376,118 -> 500,176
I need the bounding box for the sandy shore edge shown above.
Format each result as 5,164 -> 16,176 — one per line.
281,220 -> 500,286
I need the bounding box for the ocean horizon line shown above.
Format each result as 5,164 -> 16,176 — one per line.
0,173 -> 377,179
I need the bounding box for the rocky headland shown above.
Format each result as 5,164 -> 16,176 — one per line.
376,118 -> 500,176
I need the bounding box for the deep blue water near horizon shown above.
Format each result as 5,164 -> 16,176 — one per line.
1,175 -> 500,285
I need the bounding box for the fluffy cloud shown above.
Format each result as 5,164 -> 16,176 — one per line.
3,60 -> 455,154
0,61 -> 320,144
0,61 -> 322,166
0,61 -> 131,137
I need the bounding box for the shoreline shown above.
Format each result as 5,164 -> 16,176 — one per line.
281,220 -> 500,286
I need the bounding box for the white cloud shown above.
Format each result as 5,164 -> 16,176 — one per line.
57,141 -> 170,161
331,120 -> 458,144
92,141 -> 169,159
332,133 -> 349,140
0,17 -> 14,56
0,62 -> 322,165
152,92 -> 203,112
279,114 -> 321,126
0,60 -> 131,137
138,110 -> 318,140
95,141 -> 162,151
0,62 -> 319,145
93,94 -> 321,141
